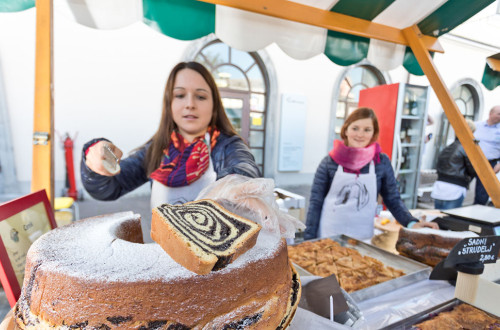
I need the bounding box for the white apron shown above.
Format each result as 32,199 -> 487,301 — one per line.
144,133 -> 217,243
319,162 -> 377,240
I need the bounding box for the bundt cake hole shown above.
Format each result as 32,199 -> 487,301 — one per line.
113,219 -> 144,244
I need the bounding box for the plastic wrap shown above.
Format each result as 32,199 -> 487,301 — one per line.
355,279 -> 455,329
197,175 -> 305,238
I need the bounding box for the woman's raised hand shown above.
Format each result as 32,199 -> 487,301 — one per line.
85,141 -> 123,176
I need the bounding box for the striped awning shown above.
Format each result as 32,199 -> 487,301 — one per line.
4,0 -> 500,208
482,53 -> 500,91
1,0 -> 494,75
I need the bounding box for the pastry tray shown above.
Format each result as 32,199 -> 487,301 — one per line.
379,298 -> 498,329
292,235 -> 431,303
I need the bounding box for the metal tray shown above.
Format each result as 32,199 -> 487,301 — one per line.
292,235 -> 431,303
379,298 -> 500,329
380,279 -> 500,329
380,299 -> 460,329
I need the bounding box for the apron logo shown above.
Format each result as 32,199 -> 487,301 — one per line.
171,197 -> 188,205
335,181 -> 370,211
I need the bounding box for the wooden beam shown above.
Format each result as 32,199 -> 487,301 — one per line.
403,25 -> 500,208
32,0 -> 54,206
199,0 -> 443,53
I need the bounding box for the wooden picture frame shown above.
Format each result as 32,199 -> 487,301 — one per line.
0,190 -> 57,307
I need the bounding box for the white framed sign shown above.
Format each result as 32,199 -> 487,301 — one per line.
278,93 -> 307,172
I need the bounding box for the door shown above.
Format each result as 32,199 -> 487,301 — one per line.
220,90 -> 250,143
220,89 -> 265,173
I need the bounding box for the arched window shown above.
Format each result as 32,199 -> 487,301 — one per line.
194,40 -> 268,174
331,65 -> 386,144
432,82 -> 480,167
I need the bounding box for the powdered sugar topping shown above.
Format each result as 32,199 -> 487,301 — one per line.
28,212 -> 282,282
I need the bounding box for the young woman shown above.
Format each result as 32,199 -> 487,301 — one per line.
81,62 -> 260,241
304,107 -> 438,241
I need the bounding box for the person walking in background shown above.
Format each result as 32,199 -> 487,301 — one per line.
431,119 -> 476,210
473,105 -> 500,205
81,61 -> 260,242
304,107 -> 438,241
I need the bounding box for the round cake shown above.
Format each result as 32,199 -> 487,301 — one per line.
14,212 -> 300,329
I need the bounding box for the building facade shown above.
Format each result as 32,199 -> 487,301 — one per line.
1,3 -> 500,199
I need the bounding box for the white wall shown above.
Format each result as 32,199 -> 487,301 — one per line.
0,9 -> 36,190
0,8 -> 191,196
1,6 -> 500,199
263,44 -> 339,186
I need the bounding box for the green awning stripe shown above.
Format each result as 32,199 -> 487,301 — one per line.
331,0 -> 395,20
402,48 -> 435,76
482,64 -> 500,91
0,0 -> 34,12
418,0 -> 495,37
143,0 -> 215,41
324,31 -> 369,67
402,48 -> 423,76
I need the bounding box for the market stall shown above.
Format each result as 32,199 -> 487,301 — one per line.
2,0 -> 499,207
1,0 -> 500,328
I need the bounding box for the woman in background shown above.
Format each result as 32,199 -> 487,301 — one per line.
81,62 -> 260,242
305,107 -> 438,241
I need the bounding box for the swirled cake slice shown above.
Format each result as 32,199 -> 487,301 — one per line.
151,199 -> 262,275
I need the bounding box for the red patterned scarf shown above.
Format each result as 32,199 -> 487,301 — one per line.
150,128 -> 220,187
329,140 -> 381,173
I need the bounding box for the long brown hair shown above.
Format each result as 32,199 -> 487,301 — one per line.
340,107 -> 379,146
145,62 -> 237,176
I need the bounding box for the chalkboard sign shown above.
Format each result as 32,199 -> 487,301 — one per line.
444,236 -> 500,268
430,235 -> 500,280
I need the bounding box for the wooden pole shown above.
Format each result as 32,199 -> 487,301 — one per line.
403,25 -> 500,208
32,0 -> 54,206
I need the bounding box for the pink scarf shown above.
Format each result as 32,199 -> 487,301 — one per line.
329,140 -> 381,173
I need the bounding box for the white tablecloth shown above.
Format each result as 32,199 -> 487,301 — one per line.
289,308 -> 351,330
356,280 -> 455,329
290,277 -> 456,329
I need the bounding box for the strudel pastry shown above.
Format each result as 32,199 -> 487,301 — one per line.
151,199 -> 262,275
